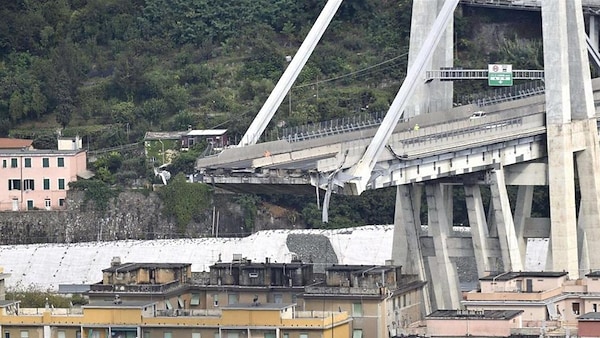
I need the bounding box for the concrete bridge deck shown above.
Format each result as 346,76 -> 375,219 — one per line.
196,78 -> 600,194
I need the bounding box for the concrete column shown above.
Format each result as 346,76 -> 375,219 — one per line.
513,185 -> 533,263
391,184 -> 431,314
575,119 -> 600,272
406,0 -> 454,117
464,184 -> 492,276
565,1 -> 600,274
425,183 -> 461,309
443,185 -> 454,229
542,0 -> 585,278
565,0 -> 595,121
489,168 -> 523,272
590,15 -> 599,52
545,124 -> 578,276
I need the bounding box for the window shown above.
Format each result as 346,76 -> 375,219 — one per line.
163,333 -> 172,338
594,303 -> 598,312
59,199 -> 65,207
42,158 -> 49,168
5,332 -> 9,338
352,330 -> 363,338
352,302 -> 363,317
190,293 -> 200,306
24,158 -> 31,168
573,302 -> 580,315
27,200 -> 34,210
192,333 -> 201,338
11,158 -> 17,168
20,331 -> 28,338
213,294 -> 219,306
57,157 -> 65,167
57,331 -> 66,338
45,199 -> 51,210
8,179 -> 21,190
228,293 -> 238,305
274,293 -> 283,304
299,334 -> 308,338
165,299 -> 173,310
2,159 -> 6,168
44,178 -> 50,190
283,335 -> 289,338
23,179 -> 34,191
263,334 -> 275,338
58,178 -> 65,190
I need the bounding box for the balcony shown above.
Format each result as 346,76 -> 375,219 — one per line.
465,286 -> 563,301
305,285 -> 384,296
88,280 -> 183,294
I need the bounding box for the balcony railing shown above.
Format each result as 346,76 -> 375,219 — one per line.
305,285 -> 383,295
88,280 -> 183,293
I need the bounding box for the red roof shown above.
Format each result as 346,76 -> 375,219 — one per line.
0,138 -> 34,149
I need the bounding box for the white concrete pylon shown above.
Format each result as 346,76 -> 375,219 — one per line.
489,167 -> 524,272
425,183 -> 461,309
239,0 -> 343,147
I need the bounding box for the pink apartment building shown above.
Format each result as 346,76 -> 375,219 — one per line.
0,137 -> 89,211
458,270 -> 600,336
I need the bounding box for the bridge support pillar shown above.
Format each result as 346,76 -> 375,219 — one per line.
589,15 -> 599,52
542,0 -> 600,278
464,184 -> 492,276
489,168 -> 523,272
513,185 -> 533,263
575,119 -> 600,272
405,0 -> 454,118
425,183 -> 461,309
392,184 -> 431,314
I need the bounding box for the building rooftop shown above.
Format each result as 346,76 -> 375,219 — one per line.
0,149 -> 84,155
578,312 -> 600,321
326,264 -> 396,273
144,131 -> 188,140
427,309 -> 524,320
585,270 -> 600,278
186,129 -> 227,136
0,138 -> 33,149
85,299 -> 157,308
480,271 -> 568,281
102,262 -> 191,273
0,300 -> 19,307
222,302 -> 294,310
211,262 -> 308,270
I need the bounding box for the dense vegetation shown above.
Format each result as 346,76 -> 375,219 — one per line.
1,1 -> 549,228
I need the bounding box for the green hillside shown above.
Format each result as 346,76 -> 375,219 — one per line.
0,1 -> 548,228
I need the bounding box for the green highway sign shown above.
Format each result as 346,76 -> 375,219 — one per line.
488,64 -> 513,86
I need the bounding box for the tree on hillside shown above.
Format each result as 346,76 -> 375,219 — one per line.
54,71 -> 74,127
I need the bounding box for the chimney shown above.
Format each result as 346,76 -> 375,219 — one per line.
111,257 -> 121,267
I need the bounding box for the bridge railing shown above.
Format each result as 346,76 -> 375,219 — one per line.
267,111 -> 386,143
254,81 -> 544,146
456,80 -> 545,107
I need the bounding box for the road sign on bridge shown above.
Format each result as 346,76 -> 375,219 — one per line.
488,64 -> 513,86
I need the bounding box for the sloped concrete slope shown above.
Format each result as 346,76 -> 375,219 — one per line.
0,225 -> 395,291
